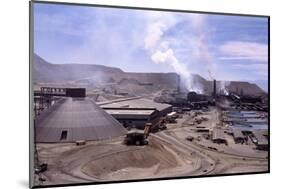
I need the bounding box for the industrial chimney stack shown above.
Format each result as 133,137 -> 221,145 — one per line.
213,79 -> 216,97
177,75 -> 181,93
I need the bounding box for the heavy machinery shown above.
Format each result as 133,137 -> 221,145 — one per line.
158,117 -> 167,130
124,123 -> 152,145
166,112 -> 178,123
34,163 -> 48,174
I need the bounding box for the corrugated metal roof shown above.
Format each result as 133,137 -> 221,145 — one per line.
99,97 -> 172,112
105,109 -> 155,116
212,128 -> 225,140
245,118 -> 267,124
35,97 -> 127,143
232,129 -> 245,139
253,130 -> 268,145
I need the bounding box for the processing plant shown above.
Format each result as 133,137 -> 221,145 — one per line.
32,59 -> 268,186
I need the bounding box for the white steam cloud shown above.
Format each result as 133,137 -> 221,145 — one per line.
219,81 -> 230,95
190,15 -> 230,94
144,13 -> 230,95
151,48 -> 194,91
144,13 -> 203,93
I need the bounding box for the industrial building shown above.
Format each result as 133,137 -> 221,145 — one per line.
104,108 -> 158,129
212,128 -> 227,144
98,97 -> 172,130
224,111 -> 268,131
232,129 -> 246,144
35,97 -> 127,143
229,93 -> 267,111
186,91 -> 215,109
35,87 -> 86,98
253,130 -> 269,151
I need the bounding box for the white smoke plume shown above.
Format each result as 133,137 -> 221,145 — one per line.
219,81 -> 230,95
144,13 -> 231,94
144,13 -> 203,93
190,16 -> 230,94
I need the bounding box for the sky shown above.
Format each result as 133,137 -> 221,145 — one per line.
33,3 -> 268,85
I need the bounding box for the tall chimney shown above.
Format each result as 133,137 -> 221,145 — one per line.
177,75 -> 180,93
213,79 -> 216,97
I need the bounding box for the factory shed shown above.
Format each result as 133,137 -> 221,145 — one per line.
226,113 -> 260,119
232,129 -> 246,144
245,118 -> 267,124
260,130 -> 269,139
98,97 -> 172,130
35,97 -> 127,143
103,108 -> 158,129
98,97 -> 172,117
105,108 -> 156,118
253,131 -> 268,150
212,128 -> 227,144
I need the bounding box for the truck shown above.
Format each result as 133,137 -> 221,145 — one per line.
123,123 -> 152,145
166,112 -> 178,123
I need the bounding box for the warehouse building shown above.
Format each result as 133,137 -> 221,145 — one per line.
103,108 -> 158,129
212,128 -> 227,144
253,130 -> 268,151
98,97 -> 172,130
232,128 -> 246,144
35,97 -> 127,143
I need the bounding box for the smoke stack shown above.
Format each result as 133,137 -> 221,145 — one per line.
177,75 -> 180,93
213,79 -> 216,97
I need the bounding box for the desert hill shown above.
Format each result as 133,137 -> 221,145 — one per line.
33,54 -> 266,96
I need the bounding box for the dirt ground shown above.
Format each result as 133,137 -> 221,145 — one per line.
34,107 -> 268,186
36,136 -> 200,186
158,107 -> 268,175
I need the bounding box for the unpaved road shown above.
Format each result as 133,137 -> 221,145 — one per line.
35,109 -> 268,187
36,135 -> 202,186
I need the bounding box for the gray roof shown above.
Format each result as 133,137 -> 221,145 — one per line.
232,129 -> 245,139
245,118 -> 267,124
98,97 -> 172,112
212,128 -> 225,140
253,130 -> 268,145
35,97 -> 127,143
105,109 -> 156,116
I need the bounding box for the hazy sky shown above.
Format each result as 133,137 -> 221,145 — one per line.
34,3 -> 268,82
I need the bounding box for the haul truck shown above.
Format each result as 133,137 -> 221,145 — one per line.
124,123 -> 152,145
